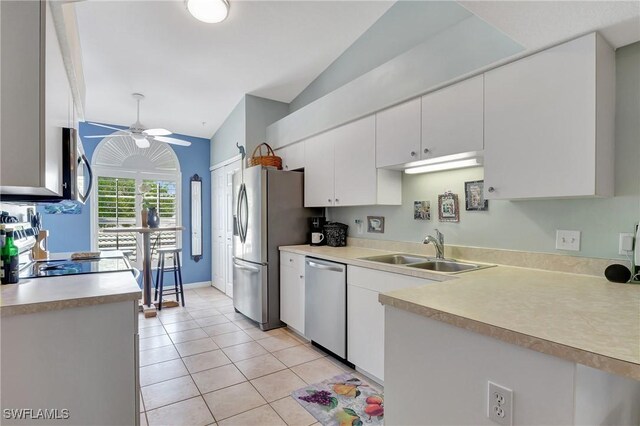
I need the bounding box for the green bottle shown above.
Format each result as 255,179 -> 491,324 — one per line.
2,230 -> 19,284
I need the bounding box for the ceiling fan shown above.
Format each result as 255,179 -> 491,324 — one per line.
85,93 -> 192,148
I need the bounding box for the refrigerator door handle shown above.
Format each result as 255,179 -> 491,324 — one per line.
233,258 -> 260,273
236,184 -> 247,243
240,184 -> 249,243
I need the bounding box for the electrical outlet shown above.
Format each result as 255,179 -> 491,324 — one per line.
355,219 -> 364,235
555,230 -> 581,251
488,382 -> 513,426
619,233 -> 634,255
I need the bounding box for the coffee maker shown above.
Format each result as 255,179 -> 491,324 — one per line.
309,217 -> 326,246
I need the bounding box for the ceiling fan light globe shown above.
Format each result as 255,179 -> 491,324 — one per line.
143,128 -> 172,136
187,0 -> 229,23
135,138 -> 151,149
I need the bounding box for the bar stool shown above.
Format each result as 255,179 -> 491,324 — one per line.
154,247 -> 185,310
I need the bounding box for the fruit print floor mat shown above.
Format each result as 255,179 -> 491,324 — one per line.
291,373 -> 384,426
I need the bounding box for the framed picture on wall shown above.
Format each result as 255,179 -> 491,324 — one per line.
413,201 -> 431,220
367,216 -> 385,233
438,192 -> 459,222
465,180 -> 489,211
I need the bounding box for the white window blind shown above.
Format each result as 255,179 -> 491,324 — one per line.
96,176 -> 138,261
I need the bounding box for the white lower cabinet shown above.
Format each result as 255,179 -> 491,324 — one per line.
347,266 -> 434,382
280,252 -> 305,335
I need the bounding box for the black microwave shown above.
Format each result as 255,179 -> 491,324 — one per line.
0,128 -> 93,204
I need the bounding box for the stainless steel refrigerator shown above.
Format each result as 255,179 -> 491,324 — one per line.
232,166 -> 319,330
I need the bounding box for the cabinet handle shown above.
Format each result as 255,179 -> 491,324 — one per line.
289,258 -> 293,262
335,199 -> 339,203
488,186 -> 495,193
285,165 -> 289,169
299,275 -> 304,279
423,148 -> 430,154
410,151 -> 416,157
328,199 -> 332,203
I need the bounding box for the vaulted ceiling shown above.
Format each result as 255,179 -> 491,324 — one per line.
75,1 -> 639,139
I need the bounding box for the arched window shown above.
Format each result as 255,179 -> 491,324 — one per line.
90,134 -> 181,267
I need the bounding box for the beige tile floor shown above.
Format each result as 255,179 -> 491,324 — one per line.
139,286 -> 378,426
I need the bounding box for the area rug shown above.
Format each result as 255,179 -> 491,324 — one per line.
291,373 -> 384,426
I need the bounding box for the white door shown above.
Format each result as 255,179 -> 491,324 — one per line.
334,116 -> 377,206
211,168 -> 225,291
421,75 -> 484,159
304,132 -> 335,207
376,98 -> 421,167
224,160 -> 241,297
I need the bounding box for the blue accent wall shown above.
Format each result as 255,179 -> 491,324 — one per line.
38,121 -> 212,285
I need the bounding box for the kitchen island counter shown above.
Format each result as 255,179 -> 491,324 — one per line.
0,267 -> 140,317
280,244 -> 640,380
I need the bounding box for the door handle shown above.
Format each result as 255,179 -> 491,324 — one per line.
233,259 -> 260,273
305,260 -> 344,273
79,154 -> 93,203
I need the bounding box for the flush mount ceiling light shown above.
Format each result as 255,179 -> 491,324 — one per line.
186,0 -> 229,23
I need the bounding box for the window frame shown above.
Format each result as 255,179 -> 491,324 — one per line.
90,166 -> 182,270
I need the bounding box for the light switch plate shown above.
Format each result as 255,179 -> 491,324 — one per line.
556,230 -> 581,251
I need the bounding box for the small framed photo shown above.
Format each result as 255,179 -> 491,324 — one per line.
465,180 -> 489,211
413,201 -> 431,220
438,192 -> 459,222
367,216 -> 385,233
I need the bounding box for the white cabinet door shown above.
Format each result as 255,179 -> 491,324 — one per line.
279,252 -> 305,334
484,33 -> 613,199
304,132 -> 335,207
421,75 -> 484,159
334,116 -> 377,206
347,266 -> 435,382
348,284 -> 385,380
376,98 -> 421,168
278,142 -> 305,171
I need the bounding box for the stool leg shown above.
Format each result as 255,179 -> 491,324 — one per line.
176,252 -> 185,307
173,253 -> 179,303
158,253 -> 165,310
154,254 -> 162,302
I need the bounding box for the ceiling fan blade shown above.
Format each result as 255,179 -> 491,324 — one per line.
84,134 -> 126,138
153,136 -> 192,147
143,128 -> 172,136
87,122 -> 126,132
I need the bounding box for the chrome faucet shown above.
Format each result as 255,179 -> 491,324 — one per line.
423,229 -> 444,260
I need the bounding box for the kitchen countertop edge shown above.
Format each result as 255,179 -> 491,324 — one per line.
379,292 -> 640,381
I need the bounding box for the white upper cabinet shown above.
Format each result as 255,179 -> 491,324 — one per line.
304,131 -> 335,207
305,116 -> 401,208
277,142 -> 305,171
334,116 -> 378,206
1,1 -> 67,197
421,75 -> 484,159
484,33 -> 614,200
376,98 -> 421,168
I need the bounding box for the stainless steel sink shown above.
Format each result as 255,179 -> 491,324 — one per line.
407,260 -> 480,273
359,253 -> 431,265
359,253 -> 492,274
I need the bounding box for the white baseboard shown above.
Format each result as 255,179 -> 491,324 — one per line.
184,281 -> 213,288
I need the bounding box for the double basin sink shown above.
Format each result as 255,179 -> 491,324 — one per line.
359,253 -> 491,274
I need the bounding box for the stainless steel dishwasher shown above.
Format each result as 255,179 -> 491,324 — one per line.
304,257 -> 347,359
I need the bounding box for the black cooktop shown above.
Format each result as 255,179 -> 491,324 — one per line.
20,258 -> 133,279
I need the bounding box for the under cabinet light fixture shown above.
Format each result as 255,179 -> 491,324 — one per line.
186,0 -> 229,23
405,158 -> 483,175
